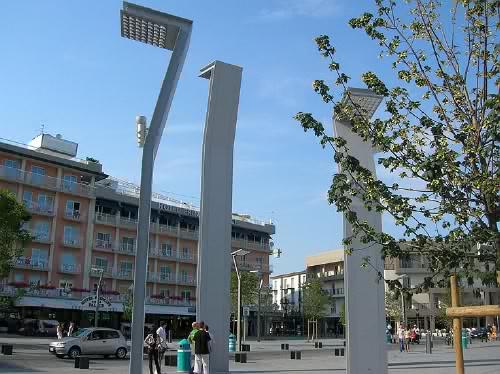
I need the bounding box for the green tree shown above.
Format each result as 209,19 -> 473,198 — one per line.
295,0 -> 499,293
385,290 -> 402,322
339,303 -> 346,326
302,279 -> 331,320
0,189 -> 31,277
122,292 -> 133,321
230,271 -> 259,313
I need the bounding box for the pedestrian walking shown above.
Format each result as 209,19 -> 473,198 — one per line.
57,323 -> 63,340
404,328 -> 411,352
193,321 -> 211,374
67,322 -> 75,337
144,329 -> 163,374
398,324 -> 405,352
156,322 -> 168,362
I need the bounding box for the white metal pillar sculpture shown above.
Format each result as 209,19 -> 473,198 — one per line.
333,88 -> 387,374
196,61 -> 242,374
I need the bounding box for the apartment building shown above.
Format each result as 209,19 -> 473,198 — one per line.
271,271 -> 306,311
0,134 -> 275,331
385,253 -> 500,330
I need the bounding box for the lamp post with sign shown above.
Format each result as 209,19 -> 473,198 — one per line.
91,267 -> 104,327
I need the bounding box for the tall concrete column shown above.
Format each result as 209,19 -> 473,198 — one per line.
196,61 -> 242,374
333,88 -> 387,374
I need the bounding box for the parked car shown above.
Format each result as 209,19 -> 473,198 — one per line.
48,327 -> 128,359
470,327 -> 488,340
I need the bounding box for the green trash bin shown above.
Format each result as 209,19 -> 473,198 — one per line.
177,339 -> 191,373
461,331 -> 468,349
229,334 -> 236,352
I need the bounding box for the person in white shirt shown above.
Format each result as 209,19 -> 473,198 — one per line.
156,323 -> 168,362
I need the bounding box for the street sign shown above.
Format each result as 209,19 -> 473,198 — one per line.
243,306 -> 250,317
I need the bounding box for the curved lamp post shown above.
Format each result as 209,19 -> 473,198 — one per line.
119,3 -> 192,374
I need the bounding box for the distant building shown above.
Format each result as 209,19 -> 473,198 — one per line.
0,134 -> 275,335
271,271 -> 307,312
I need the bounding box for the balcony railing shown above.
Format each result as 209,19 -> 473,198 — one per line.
113,270 -> 134,280
119,217 -> 138,227
231,238 -> 270,252
62,237 -> 81,248
61,180 -> 95,196
95,212 -> 117,225
13,257 -> 49,271
118,242 -> 136,254
149,247 -> 176,260
0,165 -> 24,182
30,230 -> 52,243
23,200 -> 55,216
158,224 -> 177,234
59,264 -> 81,274
94,239 -> 114,251
178,252 -> 194,262
179,227 -> 198,240
90,266 -> 113,277
177,276 -> 196,285
233,261 -> 273,273
64,209 -> 83,221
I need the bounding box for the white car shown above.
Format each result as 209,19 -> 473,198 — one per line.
49,327 -> 128,359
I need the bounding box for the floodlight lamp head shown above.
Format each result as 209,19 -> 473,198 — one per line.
120,2 -> 192,50
336,87 -> 383,121
231,249 -> 250,257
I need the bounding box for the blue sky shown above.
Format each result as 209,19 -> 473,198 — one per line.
0,0 -> 394,275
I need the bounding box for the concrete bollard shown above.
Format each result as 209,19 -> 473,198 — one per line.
2,345 -> 13,355
296,351 -> 301,360
78,357 -> 89,369
165,354 -> 177,366
290,351 -> 296,359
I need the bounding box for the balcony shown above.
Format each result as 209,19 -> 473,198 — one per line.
23,200 -> 55,216
177,276 -> 196,286
59,263 -> 81,274
30,230 -> 52,244
94,239 -> 115,252
0,165 -> 24,183
13,257 -> 49,271
64,209 -> 83,222
157,224 -> 177,235
62,237 -> 82,248
179,227 -> 198,240
89,266 -> 113,278
118,242 -> 136,255
24,171 -> 58,190
119,216 -> 137,228
311,271 -> 344,281
61,180 -> 95,197
149,248 -> 176,260
178,252 -> 195,263
231,238 -> 270,252
233,261 -> 273,273
94,213 -> 117,226
113,270 -> 134,280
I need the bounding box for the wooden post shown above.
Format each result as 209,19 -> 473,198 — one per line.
450,275 -> 464,374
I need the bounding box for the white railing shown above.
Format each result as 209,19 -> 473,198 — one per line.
23,200 -> 54,215
149,247 -> 176,259
177,276 -> 196,285
63,237 -> 81,247
178,252 -> 194,261
90,265 -> 113,277
30,230 -> 51,242
119,217 -> 137,226
119,242 -> 136,254
113,270 -> 133,279
14,257 -> 49,271
64,209 -> 83,220
95,213 -> 116,225
94,239 -> 114,250
60,264 -> 81,273
158,224 -> 177,234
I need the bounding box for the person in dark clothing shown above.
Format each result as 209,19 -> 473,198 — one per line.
144,329 -> 163,374
193,321 -> 211,374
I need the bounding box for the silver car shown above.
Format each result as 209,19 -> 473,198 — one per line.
49,327 -> 128,359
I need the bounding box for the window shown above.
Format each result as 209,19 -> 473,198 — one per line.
31,166 -> 46,185
90,330 -> 106,340
181,290 -> 191,300
159,289 -> 170,298
181,247 -> 189,259
23,191 -> 33,205
34,221 -> 50,240
160,266 -> 171,280
120,261 -> 133,275
4,159 -> 20,178
121,237 -> 135,251
180,270 -> 188,282
14,273 -> 24,282
95,257 -> 108,270
96,232 -> 112,248
29,274 -> 41,286
64,226 -> 79,244
291,278 -> 295,288
161,243 -> 172,256
38,194 -> 54,211
61,253 -> 76,272
104,331 -> 120,339
65,200 -> 81,218
31,248 -> 48,267
63,175 -> 77,192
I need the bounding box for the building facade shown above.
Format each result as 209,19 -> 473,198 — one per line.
0,134 -> 274,335
384,254 -> 500,331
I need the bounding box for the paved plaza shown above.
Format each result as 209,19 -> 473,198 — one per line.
1,336 -> 499,373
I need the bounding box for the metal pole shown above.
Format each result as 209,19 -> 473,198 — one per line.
95,270 -> 103,328
451,275 -> 464,374
233,255 -> 242,351
257,286 -> 262,342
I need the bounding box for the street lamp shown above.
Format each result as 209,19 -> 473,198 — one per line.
232,249 -> 250,351
120,3 -> 192,374
91,267 -> 104,328
250,270 -> 263,342
397,274 -> 409,327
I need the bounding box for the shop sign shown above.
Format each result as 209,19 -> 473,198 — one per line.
80,295 -> 112,309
